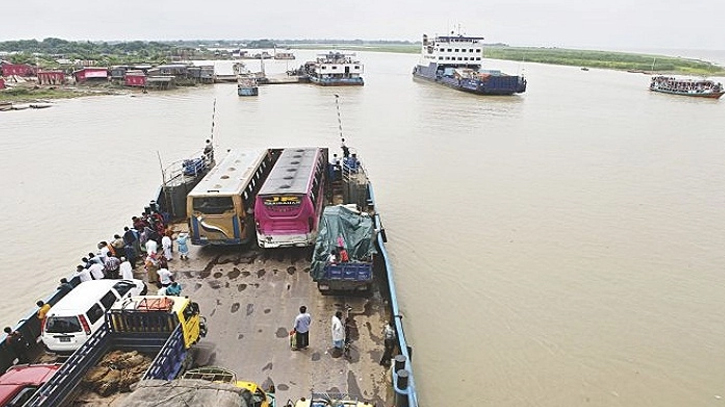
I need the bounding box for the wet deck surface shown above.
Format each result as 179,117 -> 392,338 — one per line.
154,241 -> 394,406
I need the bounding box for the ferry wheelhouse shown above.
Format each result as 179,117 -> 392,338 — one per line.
650,76 -> 724,99
412,33 -> 526,95
303,52 -> 364,86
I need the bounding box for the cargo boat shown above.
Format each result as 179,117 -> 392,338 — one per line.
649,75 -> 724,99
302,52 -> 364,86
412,33 -> 527,95
0,139 -> 418,407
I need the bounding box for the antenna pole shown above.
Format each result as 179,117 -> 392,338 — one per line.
334,94 -> 344,142
210,98 -> 216,143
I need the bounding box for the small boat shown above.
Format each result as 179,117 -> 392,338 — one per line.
237,75 -> 259,96
30,103 -> 53,109
650,75 -> 724,99
11,104 -> 30,110
581,67 -> 590,71
0,102 -> 12,112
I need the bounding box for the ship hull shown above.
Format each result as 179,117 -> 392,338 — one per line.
308,76 -> 364,86
650,88 -> 724,99
413,63 -> 526,95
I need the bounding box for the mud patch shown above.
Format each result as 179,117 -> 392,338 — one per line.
225,282 -> 230,288
182,271 -> 193,278
276,383 -> 289,391
208,280 -> 222,289
346,371 -> 363,401
210,309 -> 216,317
228,268 -> 241,279
242,271 -> 251,277
311,352 -> 321,361
303,267 -> 310,274
262,362 -> 273,371
237,334 -> 244,340
213,272 -> 223,279
264,308 -> 271,314
257,269 -> 266,278
246,304 -> 254,316
286,267 -> 296,275
231,303 -> 240,313
275,327 -> 288,338
237,284 -> 247,292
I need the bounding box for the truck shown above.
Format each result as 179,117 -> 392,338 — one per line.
25,296 -> 207,407
0,363 -> 61,407
310,205 -> 377,294
120,366 -> 276,407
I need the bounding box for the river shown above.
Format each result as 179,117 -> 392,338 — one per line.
1,50 -> 725,406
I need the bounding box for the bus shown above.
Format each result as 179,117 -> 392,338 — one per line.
254,148 -> 328,248
187,149 -> 276,246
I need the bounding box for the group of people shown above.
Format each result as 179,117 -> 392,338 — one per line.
291,305 -> 397,366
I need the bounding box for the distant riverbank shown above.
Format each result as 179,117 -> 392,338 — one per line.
289,44 -> 725,76
0,85 -> 124,103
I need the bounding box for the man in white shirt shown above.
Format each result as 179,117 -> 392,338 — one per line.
157,268 -> 173,287
88,262 -> 105,280
331,311 -> 344,355
146,239 -> 158,256
119,257 -> 134,280
73,265 -> 92,283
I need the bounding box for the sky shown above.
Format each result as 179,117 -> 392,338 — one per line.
2,0 -> 724,51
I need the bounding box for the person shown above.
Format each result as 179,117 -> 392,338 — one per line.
331,311 -> 345,355
166,281 -> 182,296
327,249 -> 338,264
145,253 -> 160,284
204,139 -> 214,162
145,236 -> 158,257
86,253 -> 103,267
177,232 -> 189,260
157,267 -> 173,287
111,234 -> 125,255
120,257 -> 134,280
73,264 -> 92,282
103,254 -> 121,279
124,226 -> 142,264
162,232 -> 173,261
88,261 -> 105,280
293,306 -> 311,350
338,247 -> 349,263
341,138 -> 350,158
380,321 -> 397,367
3,327 -> 29,363
57,278 -> 74,295
156,282 -> 167,296
36,300 -> 51,322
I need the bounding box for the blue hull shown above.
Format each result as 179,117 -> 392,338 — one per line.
413,63 -> 526,95
238,87 -> 259,96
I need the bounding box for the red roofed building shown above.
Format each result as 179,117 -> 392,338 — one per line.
72,67 -> 108,83
1,62 -> 36,77
124,71 -> 147,87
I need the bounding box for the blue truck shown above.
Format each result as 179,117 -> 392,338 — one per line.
25,296 -> 207,407
311,205 -> 376,294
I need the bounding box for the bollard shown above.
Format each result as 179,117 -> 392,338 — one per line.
395,369 -> 409,407
394,354 -> 406,372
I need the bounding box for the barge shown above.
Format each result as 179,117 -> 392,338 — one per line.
302,52 -> 364,86
0,136 -> 418,407
412,32 -> 527,95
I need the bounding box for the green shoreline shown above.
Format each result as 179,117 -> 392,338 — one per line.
289,44 -> 725,76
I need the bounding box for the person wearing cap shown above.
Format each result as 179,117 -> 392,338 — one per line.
120,257 -> 134,280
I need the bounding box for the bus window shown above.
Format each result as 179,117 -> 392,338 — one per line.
193,197 -> 234,214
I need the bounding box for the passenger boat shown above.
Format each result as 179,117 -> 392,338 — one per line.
2,134 -> 419,407
412,33 -> 527,95
274,51 -> 296,60
302,52 -> 364,86
649,75 -> 724,99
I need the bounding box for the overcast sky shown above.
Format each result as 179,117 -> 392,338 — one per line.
2,0 -> 723,51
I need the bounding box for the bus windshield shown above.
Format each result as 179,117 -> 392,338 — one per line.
192,197 -> 234,214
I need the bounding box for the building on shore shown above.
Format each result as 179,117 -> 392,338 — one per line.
73,67 -> 109,83
1,61 -> 36,77
37,71 -> 66,85
124,71 -> 147,87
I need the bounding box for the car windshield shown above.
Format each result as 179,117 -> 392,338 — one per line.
45,316 -> 81,334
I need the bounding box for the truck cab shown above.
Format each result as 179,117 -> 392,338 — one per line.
0,364 -> 61,407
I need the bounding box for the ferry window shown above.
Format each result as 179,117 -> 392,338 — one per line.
332,66 -> 338,70
447,48 -> 452,52
476,49 -> 481,53
355,66 -> 359,69
438,57 -> 443,60
193,196 -> 234,214
322,66 -> 327,70
445,57 -> 450,60
476,57 -> 481,61
87,304 -> 104,324
454,49 -> 459,52
457,57 -> 462,60
464,57 -> 468,61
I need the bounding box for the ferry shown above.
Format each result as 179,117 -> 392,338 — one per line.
234,62 -> 259,96
1,136 -> 418,407
302,52 -> 364,86
650,75 -> 724,99
412,33 -> 527,95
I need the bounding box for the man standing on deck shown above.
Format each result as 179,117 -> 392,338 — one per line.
293,306 -> 311,350
3,327 -> 29,364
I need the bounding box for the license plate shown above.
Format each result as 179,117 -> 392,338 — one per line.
59,337 -> 71,342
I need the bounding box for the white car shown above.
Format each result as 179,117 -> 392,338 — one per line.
41,279 -> 147,353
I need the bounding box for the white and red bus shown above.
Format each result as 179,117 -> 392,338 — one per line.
254,148 -> 328,248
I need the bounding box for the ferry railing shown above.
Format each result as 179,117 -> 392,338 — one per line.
367,181 -> 419,407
